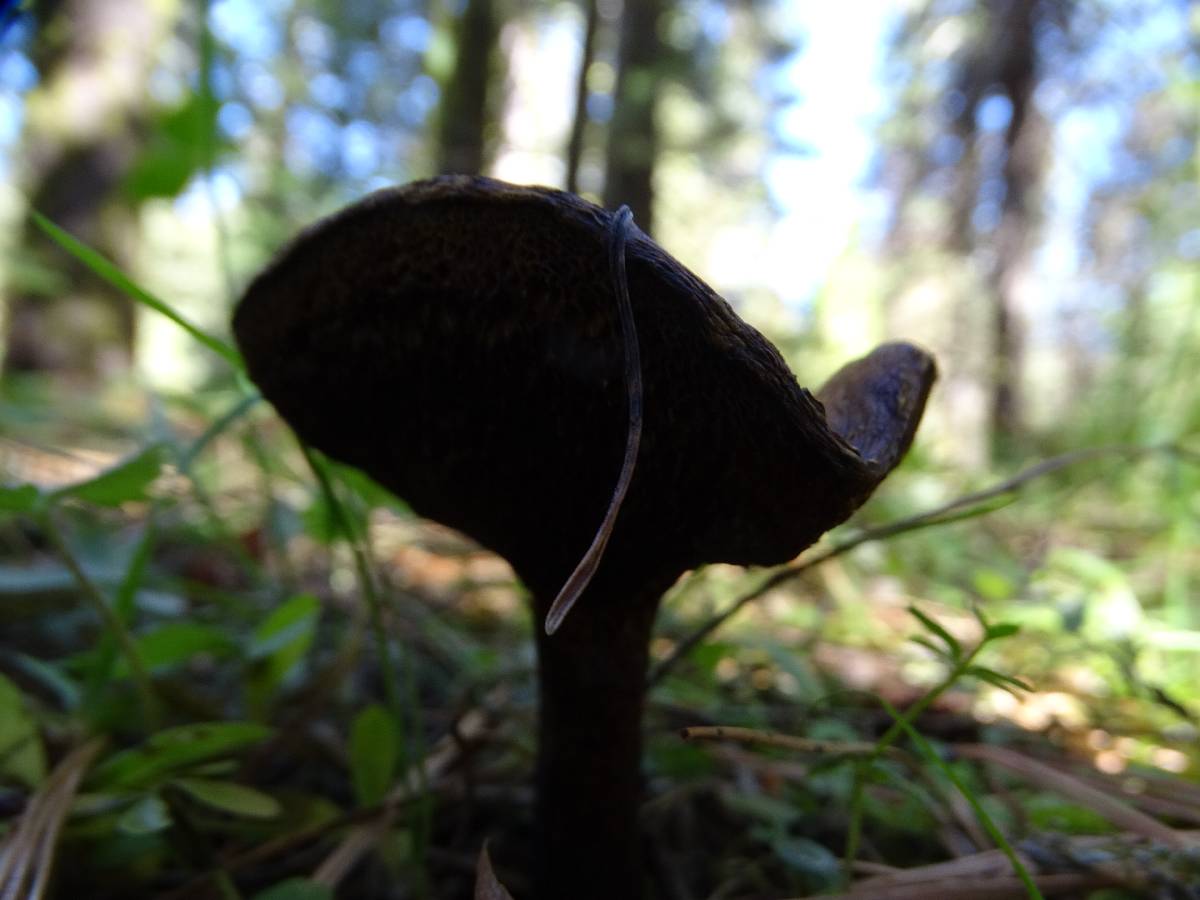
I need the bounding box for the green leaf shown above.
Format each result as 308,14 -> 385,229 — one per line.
249,594 -> 321,662
6,653 -> 80,712
124,622 -> 237,675
31,211 -> 243,369
0,483 -> 41,514
122,91 -> 220,200
1023,794 -> 1113,834
967,666 -> 1033,695
90,722 -> 272,789
0,673 -> 46,787
768,834 -> 840,882
84,516 -> 157,710
984,622 -> 1020,640
910,635 -> 952,661
299,491 -> 344,544
117,792 -> 172,835
350,705 -> 399,807
720,790 -> 800,829
972,567 -> 1015,601
173,777 -> 282,819
1042,547 -> 1144,640
51,445 -> 165,507
0,561 -> 121,596
124,144 -> 197,200
908,606 -> 961,660
326,461 -> 411,516
647,741 -> 715,780
251,879 -> 334,900
246,593 -> 321,716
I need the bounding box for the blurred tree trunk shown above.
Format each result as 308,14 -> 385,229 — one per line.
985,0 -> 1047,454
877,0 -> 1058,464
436,0 -> 496,175
564,0 -> 599,194
3,0 -> 169,377
603,0 -> 665,233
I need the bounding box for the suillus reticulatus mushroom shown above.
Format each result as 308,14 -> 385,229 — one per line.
233,175 -> 936,899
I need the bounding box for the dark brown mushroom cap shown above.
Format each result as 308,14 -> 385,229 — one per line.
233,176 -> 934,600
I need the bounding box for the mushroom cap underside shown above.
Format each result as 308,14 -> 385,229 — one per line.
233,176 -> 932,596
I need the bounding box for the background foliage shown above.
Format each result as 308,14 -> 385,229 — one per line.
0,1 -> 1198,897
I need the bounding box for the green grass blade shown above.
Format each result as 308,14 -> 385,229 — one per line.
879,697 -> 1045,900
31,211 -> 244,370
909,605 -> 962,660
179,392 -> 261,474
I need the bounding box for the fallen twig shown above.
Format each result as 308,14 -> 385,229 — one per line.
794,829 -> 1200,899
681,725 -> 879,756
0,738 -> 105,900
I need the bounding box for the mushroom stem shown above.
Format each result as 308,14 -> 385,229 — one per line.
533,575 -> 672,899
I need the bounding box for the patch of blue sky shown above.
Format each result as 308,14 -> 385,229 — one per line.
346,44 -> 383,88
0,90 -> 19,144
237,60 -> 284,111
285,104 -> 341,175
763,0 -> 896,306
211,0 -> 285,61
1038,2 -> 1184,297
342,120 -> 380,179
397,74 -> 438,126
1038,103 -> 1126,302
0,4 -> 31,52
0,45 -> 33,92
217,101 -> 253,141
975,94 -> 1012,133
380,14 -> 432,55
293,15 -> 335,66
310,72 -> 348,109
0,48 -> 31,179
174,164 -> 241,220
694,1 -> 731,45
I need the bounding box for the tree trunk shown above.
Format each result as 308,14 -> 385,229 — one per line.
436,0 -> 497,176
603,0 -> 664,232
532,577 -> 671,900
564,0 -> 599,194
3,0 -> 165,376
986,0 -> 1047,455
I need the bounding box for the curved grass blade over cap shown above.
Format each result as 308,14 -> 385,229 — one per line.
544,206 -> 641,635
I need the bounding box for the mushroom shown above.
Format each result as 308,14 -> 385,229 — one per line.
233,175 -> 936,899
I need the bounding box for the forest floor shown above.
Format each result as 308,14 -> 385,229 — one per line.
2,384 -> 1200,899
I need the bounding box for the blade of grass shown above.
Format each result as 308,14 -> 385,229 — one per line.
842,635 -> 991,884
179,392 -> 261,474
300,446 -> 401,715
30,211 -> 243,370
299,445 -> 432,892
879,698 -> 1044,900
82,507 -> 159,714
42,510 -> 160,729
